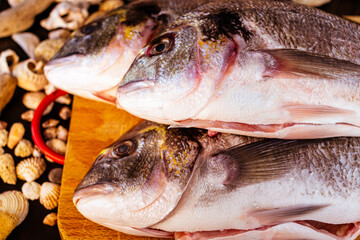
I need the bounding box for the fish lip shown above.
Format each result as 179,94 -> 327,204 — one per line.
118,79 -> 155,94
73,183 -> 115,206
45,54 -> 85,71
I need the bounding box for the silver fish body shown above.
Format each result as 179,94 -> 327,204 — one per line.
74,121 -> 360,239
118,0 -> 360,139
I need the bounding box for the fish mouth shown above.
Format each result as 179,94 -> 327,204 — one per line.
73,183 -> 114,206
118,79 -> 155,94
45,54 -> 85,71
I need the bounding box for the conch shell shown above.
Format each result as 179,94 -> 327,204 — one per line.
0,153 -> 17,185
12,32 -> 40,59
0,190 -> 29,225
0,49 -> 19,74
0,74 -> 17,115
40,2 -> 89,30
13,59 -> 48,91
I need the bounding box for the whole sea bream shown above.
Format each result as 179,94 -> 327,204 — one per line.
74,121 -> 360,240
118,0 -> 360,139
44,0 -> 212,102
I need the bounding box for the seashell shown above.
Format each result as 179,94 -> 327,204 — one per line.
44,83 -> 57,95
40,2 -> 89,31
43,212 -> 57,226
48,168 -> 63,185
56,125 -> 68,141
21,181 -> 41,200
0,153 -> 16,185
0,74 -> 17,115
0,190 -> 29,225
22,91 -> 54,114
16,157 -> 46,182
44,127 -> 57,140
34,38 -> 66,62
11,32 -> 40,59
13,59 -> 48,91
59,106 -> 71,120
45,155 -> 54,163
0,129 -> 8,147
21,110 -> 35,122
7,122 -> 25,149
48,29 -> 70,40
32,145 -> 42,158
0,49 -> 19,74
99,0 -> 123,12
55,94 -> 72,105
8,0 -> 25,7
39,182 -> 60,210
42,119 -> 59,128
46,139 -> 66,155
0,147 -> 4,155
292,0 -> 331,7
14,139 -> 33,158
0,210 -> 18,239
0,121 -> 7,130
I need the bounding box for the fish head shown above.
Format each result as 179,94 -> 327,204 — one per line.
73,121 -> 200,229
117,12 -> 240,123
44,1 -> 163,102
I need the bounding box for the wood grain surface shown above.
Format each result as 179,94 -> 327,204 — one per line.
58,96 -> 164,240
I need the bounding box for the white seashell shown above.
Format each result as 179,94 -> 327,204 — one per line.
21,110 -> 35,122
0,153 -> 16,185
0,74 -> 17,115
42,119 -> 59,128
0,49 -> 19,74
11,32 -> 40,59
0,190 -> 29,225
44,127 -> 57,140
43,212 -> 57,226
46,139 -> 66,155
56,125 -> 68,141
32,145 -> 42,158
0,121 -> 7,130
16,157 -> 46,182
22,91 -> 54,114
7,122 -> 25,149
34,38 -> 66,62
55,94 -> 72,105
40,182 -> 60,210
59,106 -> 71,120
44,83 -> 57,95
0,129 -> 8,147
0,210 -> 18,239
14,139 -> 33,158
0,147 -> 4,155
21,181 -> 41,200
7,0 -> 25,7
48,29 -> 70,40
40,2 -> 89,31
48,168 -> 63,184
13,59 -> 48,91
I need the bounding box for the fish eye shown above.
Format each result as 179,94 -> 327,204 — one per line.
80,22 -> 99,35
148,35 -> 173,56
111,140 -> 136,157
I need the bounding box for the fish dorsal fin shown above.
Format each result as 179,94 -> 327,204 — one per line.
209,139 -> 317,186
250,204 -> 329,225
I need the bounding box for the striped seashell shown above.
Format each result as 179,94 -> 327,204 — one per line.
22,181 -> 41,200
0,153 -> 16,185
7,122 -> 25,149
0,190 -> 29,225
16,157 -> 46,182
13,59 -> 48,91
40,182 -> 60,210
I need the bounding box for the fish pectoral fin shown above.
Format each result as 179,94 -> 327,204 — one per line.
249,204 -> 329,226
262,49 -> 360,79
283,104 -> 356,122
211,139 -> 317,186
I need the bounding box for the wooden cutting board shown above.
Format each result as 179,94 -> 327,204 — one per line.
57,96 -> 165,240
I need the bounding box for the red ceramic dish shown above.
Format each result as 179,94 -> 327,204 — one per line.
31,89 -> 68,165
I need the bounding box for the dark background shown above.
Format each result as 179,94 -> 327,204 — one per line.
0,0 -> 359,239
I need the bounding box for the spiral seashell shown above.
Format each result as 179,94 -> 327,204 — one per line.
11,32 -> 39,59
22,181 -> 41,200
34,38 -> 66,62
48,168 -> 63,185
43,212 -> 57,226
0,129 -> 8,147
14,139 -> 33,158
0,153 -> 16,185
0,210 -> 18,239
16,157 -> 46,182
0,190 -> 29,225
0,49 -> 19,74
56,125 -> 68,141
42,119 -> 59,128
22,91 -> 53,114
21,110 -> 35,122
46,139 -> 66,155
40,182 -> 60,210
13,59 -> 48,91
7,122 -> 25,149
0,74 -> 17,115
